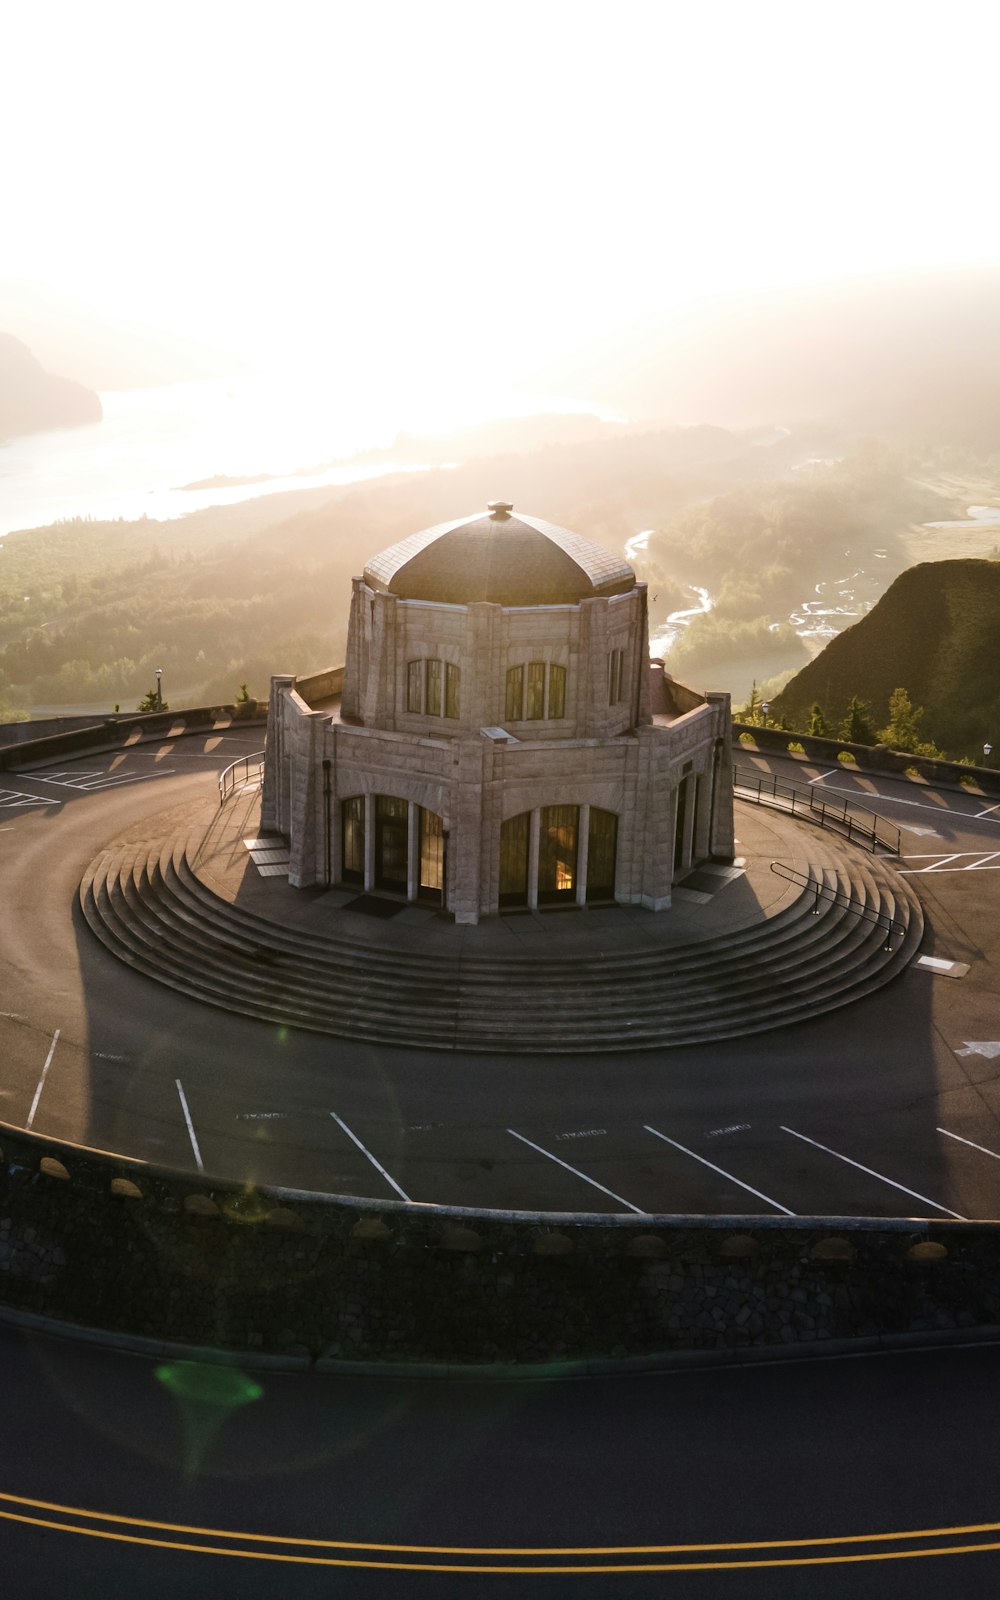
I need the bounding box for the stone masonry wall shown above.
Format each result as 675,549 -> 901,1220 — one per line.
1,1123 -> 998,1364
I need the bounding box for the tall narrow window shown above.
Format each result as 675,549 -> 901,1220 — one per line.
586,808 -> 618,903
505,664 -> 524,722
341,796 -> 365,884
608,647 -> 624,705
548,663 -> 566,719
499,812 -> 530,907
526,661 -> 545,720
426,658 -> 442,717
419,808 -> 444,902
445,662 -> 460,719
406,660 -> 423,713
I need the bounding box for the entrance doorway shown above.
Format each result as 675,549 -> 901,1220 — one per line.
374,795 -> 408,893
537,805 -> 579,905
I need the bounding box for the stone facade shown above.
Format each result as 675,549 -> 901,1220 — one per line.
262,507 -> 734,923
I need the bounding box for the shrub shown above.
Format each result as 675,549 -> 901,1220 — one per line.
837,750 -> 858,764
787,740 -> 805,754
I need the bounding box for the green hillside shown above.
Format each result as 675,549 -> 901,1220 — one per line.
772,559 -> 1000,758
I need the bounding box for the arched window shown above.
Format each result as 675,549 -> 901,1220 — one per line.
504,662 -> 567,722
406,659 -> 460,719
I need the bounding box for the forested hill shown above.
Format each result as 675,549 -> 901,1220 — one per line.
0,333 -> 101,440
772,559 -> 1000,757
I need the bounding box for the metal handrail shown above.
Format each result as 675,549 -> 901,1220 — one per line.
734,764 -> 900,855
770,860 -> 906,951
219,750 -> 265,805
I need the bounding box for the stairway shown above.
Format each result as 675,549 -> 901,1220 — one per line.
80,828 -> 924,1053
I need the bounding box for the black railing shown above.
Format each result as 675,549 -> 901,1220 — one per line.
770,860 -> 906,951
734,764 -> 900,855
219,750 -> 265,805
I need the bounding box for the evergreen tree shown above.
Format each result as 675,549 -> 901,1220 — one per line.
137,687 -> 168,712
838,696 -> 876,744
808,703 -> 828,736
877,688 -> 942,757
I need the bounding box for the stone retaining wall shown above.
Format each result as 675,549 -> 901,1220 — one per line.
1,1123 -> 997,1363
0,703 -> 265,772
733,723 -> 1000,796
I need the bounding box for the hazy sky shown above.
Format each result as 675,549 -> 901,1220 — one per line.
5,0 -> 1000,419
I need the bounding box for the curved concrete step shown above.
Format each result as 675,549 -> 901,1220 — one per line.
80,822 -> 925,1052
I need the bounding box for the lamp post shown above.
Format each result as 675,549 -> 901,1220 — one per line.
760,700 -> 771,727
155,667 -> 163,712
985,742 -> 994,766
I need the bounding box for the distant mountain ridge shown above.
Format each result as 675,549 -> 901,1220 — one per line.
0,333 -> 102,441
772,559 -> 1000,758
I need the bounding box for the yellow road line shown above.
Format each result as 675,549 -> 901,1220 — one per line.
3,1507 -> 1000,1571
4,1486 -> 1000,1555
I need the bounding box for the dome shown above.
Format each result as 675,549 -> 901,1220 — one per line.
363,502 -> 636,607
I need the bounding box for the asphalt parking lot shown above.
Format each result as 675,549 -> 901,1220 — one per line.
1,737 -> 999,1219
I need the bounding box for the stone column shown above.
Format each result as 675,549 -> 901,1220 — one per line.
451,737 -> 484,925
707,692 -> 736,862
575,803 -> 591,906
287,711 -> 327,888
261,674 -> 294,833
364,792 -> 375,891
527,809 -> 541,911
407,802 -> 419,902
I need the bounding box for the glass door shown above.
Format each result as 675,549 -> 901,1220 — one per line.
537,805 -> 579,905
418,808 -> 444,904
499,813 -> 530,908
375,795 -> 408,893
586,808 -> 618,903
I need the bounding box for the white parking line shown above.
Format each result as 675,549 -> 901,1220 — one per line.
807,770 -> 839,784
644,1125 -> 795,1216
330,1111 -> 410,1201
175,1078 -> 205,1172
90,769 -> 177,790
780,1126 -> 966,1219
33,769 -> 176,792
938,1128 -> 1000,1163
0,789 -> 56,809
762,771 -> 999,823
976,803 -> 1000,819
900,865 -> 1000,875
25,1029 -> 60,1130
507,1129 -> 646,1214
900,851 -> 1000,858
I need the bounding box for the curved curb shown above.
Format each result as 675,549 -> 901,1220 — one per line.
3,1299 -> 998,1382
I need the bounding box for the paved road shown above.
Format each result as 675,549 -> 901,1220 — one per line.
3,1322 -> 1000,1596
1,739 -> 1000,1219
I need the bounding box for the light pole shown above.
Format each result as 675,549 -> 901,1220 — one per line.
985,742 -> 994,766
760,700 -> 771,727
155,667 -> 163,712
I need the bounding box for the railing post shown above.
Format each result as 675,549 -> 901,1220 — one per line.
814,877 -> 822,914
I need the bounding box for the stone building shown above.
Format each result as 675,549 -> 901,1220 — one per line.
262,502 -> 734,924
